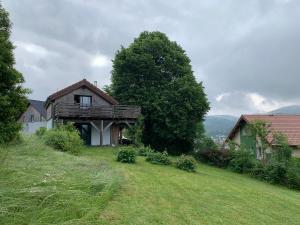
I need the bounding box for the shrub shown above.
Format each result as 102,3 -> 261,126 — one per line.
263,161 -> 288,184
229,148 -> 255,173
137,146 -> 153,156
175,155 -> 196,172
146,151 -> 171,165
272,133 -> 292,162
117,147 -> 136,163
35,127 -> 47,137
195,149 -> 232,168
44,124 -> 83,154
250,161 -> 266,180
286,162 -> 300,189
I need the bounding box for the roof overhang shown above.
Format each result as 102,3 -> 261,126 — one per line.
44,79 -> 118,108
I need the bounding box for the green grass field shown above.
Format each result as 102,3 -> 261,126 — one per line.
1,137 -> 300,225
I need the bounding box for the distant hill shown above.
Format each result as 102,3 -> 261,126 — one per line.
204,105 -> 300,141
204,115 -> 238,139
269,105 -> 300,115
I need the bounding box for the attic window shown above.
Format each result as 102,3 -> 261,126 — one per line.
74,95 -> 92,108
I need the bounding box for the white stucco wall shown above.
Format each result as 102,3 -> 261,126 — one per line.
232,129 -> 240,145
103,127 -> 111,145
91,126 -> 100,146
22,121 -> 47,134
91,125 -> 111,146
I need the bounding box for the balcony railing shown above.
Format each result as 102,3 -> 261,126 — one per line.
54,103 -> 141,119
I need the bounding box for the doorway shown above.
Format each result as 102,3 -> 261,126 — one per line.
74,123 -> 91,145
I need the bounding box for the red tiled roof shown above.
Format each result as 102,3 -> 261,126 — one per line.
228,115 -> 300,146
45,79 -> 118,107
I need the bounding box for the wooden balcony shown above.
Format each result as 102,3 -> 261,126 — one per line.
54,103 -> 141,120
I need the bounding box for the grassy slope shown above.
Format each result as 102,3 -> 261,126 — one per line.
1,138 -> 300,225
0,137 -> 121,225
84,149 -> 300,225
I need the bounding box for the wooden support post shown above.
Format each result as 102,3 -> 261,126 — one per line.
100,120 -> 103,146
119,127 -> 123,145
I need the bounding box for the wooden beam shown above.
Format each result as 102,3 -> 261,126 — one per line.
90,121 -> 100,132
100,120 -> 103,146
104,122 -> 113,132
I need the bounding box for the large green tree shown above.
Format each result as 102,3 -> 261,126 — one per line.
111,31 -> 209,154
0,4 -> 29,143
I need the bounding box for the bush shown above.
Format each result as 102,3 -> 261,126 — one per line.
137,146 -> 153,156
229,148 -> 255,173
263,161 -> 288,184
195,149 -> 232,168
35,127 -> 47,137
250,161 -> 266,180
146,151 -> 171,165
117,147 -> 136,163
175,155 -> 196,172
286,162 -> 300,189
44,124 -> 83,154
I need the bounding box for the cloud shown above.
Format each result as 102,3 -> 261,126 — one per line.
15,41 -> 50,57
90,54 -> 111,68
2,0 -> 300,116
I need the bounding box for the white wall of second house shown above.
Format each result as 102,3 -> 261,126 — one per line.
46,119 -> 53,130
22,121 -> 47,134
232,128 -> 241,145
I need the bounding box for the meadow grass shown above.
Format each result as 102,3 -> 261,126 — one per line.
0,136 -> 121,225
83,148 -> 300,225
1,137 -> 300,225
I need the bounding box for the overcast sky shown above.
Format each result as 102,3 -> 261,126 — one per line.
3,0 -> 300,116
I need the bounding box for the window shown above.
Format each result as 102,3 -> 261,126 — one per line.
74,95 -> 92,108
30,115 -> 34,122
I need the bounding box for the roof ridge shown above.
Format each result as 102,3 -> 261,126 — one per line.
45,79 -> 118,107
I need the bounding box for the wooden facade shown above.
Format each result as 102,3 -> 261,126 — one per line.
54,103 -> 141,120
45,79 -> 141,146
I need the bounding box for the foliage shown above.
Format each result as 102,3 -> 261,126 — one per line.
111,31 -> 209,154
137,145 -> 153,156
175,155 -> 196,172
44,123 -> 83,154
194,122 -> 218,152
102,84 -> 113,96
263,161 -> 288,184
35,127 -> 47,137
0,4 -> 30,144
286,160 -> 300,190
117,147 -> 136,163
250,156 -> 299,189
248,120 -> 271,161
229,147 -> 255,173
126,116 -> 144,146
271,132 -> 292,162
250,161 -> 266,180
195,148 -> 232,168
145,150 -> 171,165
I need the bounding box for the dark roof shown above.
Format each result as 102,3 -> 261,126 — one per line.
227,114 -> 300,146
45,79 -> 118,107
29,99 -> 47,118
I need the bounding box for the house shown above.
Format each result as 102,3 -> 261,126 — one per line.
18,99 -> 47,134
227,115 -> 300,158
20,79 -> 141,146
